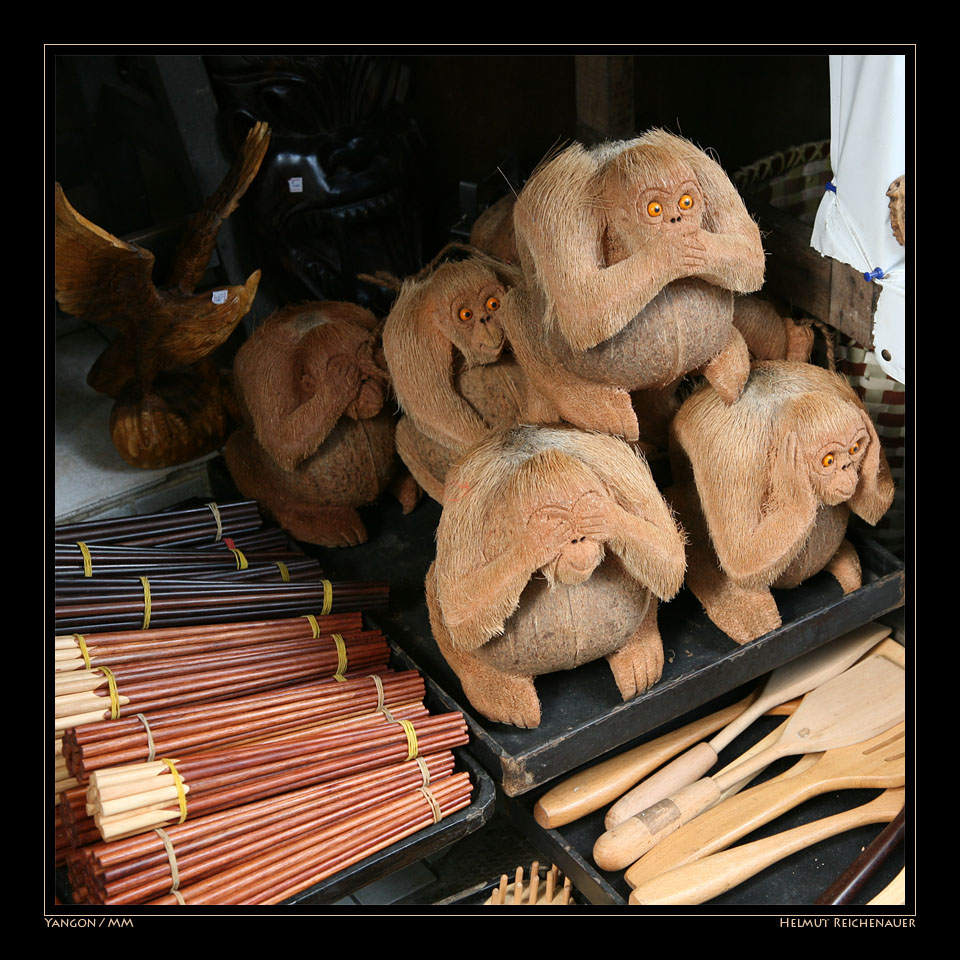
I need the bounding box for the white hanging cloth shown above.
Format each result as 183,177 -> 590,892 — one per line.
811,54 -> 906,384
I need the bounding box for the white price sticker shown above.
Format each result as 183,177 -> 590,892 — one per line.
211,290 -> 228,305
288,177 -> 303,193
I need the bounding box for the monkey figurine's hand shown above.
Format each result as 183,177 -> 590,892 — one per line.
847,408 -> 896,525
323,354 -> 362,399
523,506 -> 576,570
671,233 -> 709,276
692,230 -> 766,293
345,378 -> 386,420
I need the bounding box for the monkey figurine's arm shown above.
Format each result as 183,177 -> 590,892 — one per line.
847,409 -> 897,525
700,432 -> 819,587
436,512 -> 574,650
240,343 -> 358,473
383,318 -> 490,454
606,505 -> 687,601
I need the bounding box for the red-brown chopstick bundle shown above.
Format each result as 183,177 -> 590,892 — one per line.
152,771 -> 474,905
62,670 -> 426,779
85,709 -> 470,842
67,752 -> 460,905
55,611 -> 364,672
54,631 -> 391,730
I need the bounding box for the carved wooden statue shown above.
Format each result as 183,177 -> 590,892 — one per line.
668,361 -> 896,644
54,122 -> 270,469
506,129 -> 767,442
382,252 -> 554,502
427,425 -> 686,727
225,301 -> 418,546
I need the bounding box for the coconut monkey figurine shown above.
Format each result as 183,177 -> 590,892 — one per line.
225,301 -> 418,546
427,425 -> 687,727
668,361 -> 896,644
506,129 -> 766,442
382,252 -> 555,502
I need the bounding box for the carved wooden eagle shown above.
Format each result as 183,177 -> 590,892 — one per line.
55,121 -> 271,468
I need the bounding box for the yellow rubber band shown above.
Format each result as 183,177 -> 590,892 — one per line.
320,579 -> 332,616
303,614 -> 320,639
332,634 -> 348,682
276,561 -> 291,583
230,548 -> 248,570
161,758 -> 188,824
419,785 -> 442,824
74,634 -> 91,670
77,542 -> 92,578
99,665 -> 121,720
205,502 -> 223,541
140,577 -> 151,630
398,718 -> 418,760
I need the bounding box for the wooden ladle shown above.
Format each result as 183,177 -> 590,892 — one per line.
604,622 -> 891,828
593,654 -> 905,871
628,787 -> 906,905
625,721 -> 906,888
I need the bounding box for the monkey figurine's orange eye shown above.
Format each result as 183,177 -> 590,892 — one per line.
647,201 -> 663,217
849,442 -> 861,455
678,194 -> 694,210
485,296 -> 500,312
822,453 -> 835,468
458,307 -> 473,322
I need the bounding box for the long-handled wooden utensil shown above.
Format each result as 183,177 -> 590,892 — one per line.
628,787 -> 905,905
593,654 -> 904,871
534,622 -> 890,830
603,622 -> 892,829
624,721 -> 905,887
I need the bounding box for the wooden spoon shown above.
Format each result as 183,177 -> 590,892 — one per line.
628,787 -> 905,905
593,654 -> 904,871
624,721 -> 905,888
604,622 -> 891,828
535,622 -> 890,830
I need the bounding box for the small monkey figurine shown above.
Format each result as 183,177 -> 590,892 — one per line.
382,253 -> 553,501
668,361 -> 896,644
225,301 -> 418,546
427,425 -> 686,728
507,129 -> 766,441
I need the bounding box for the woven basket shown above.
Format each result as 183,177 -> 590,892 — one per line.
735,142 -> 905,559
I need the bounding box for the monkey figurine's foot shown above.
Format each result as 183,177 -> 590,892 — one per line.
784,319 -> 815,362
278,505 -> 368,548
702,325 -> 750,404
390,467 -> 422,515
825,538 -> 862,594
560,386 -> 640,441
459,666 -> 542,728
606,599 -> 664,698
687,556 -> 781,644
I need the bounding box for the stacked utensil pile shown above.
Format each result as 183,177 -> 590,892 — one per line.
52,501 -> 473,905
534,622 -> 907,906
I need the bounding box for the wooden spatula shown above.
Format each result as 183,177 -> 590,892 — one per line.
593,654 -> 905,871
628,787 -> 905,905
604,622 -> 892,828
625,721 -> 905,888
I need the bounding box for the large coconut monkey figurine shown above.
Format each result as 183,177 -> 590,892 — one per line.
225,301 -> 417,546
427,426 -> 686,727
507,129 -> 766,441
669,361 -> 896,644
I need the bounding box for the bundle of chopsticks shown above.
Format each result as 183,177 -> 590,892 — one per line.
54,499 -> 388,632
53,500 -> 475,905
